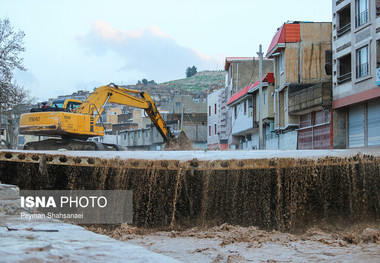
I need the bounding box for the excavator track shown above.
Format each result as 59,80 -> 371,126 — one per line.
24,139 -> 121,151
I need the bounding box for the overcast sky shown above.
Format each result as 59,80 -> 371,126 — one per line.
1,0 -> 332,101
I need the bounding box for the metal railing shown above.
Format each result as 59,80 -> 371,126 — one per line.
337,72 -> 352,84
356,63 -> 369,78
337,23 -> 351,37
356,9 -> 369,27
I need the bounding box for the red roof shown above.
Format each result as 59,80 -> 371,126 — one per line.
266,23 -> 300,57
227,73 -> 274,106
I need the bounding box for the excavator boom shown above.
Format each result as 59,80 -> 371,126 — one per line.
19,84 -> 183,150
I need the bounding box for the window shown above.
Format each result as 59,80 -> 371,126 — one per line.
337,4 -> 351,37
176,102 -> 181,107
214,124 -> 217,135
214,103 -> 217,114
356,0 -> 369,27
234,105 -> 237,119
279,52 -> 285,73
209,106 -> 211,116
356,45 -> 369,78
209,126 -> 211,136
244,100 -> 247,115
337,54 -> 352,84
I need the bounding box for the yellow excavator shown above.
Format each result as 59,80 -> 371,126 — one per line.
19,83 -> 185,150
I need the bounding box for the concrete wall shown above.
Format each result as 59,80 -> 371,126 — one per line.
333,108 -> 347,149
279,131 -> 298,150
231,98 -> 255,135
288,82 -> 332,115
132,110 -> 151,129
106,107 -> 122,124
301,23 -> 332,83
228,60 -> 273,94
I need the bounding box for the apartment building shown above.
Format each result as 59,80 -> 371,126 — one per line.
224,57 -> 273,148
226,73 -> 275,149
266,21 -> 333,149
332,0 -> 380,148
120,113 -> 207,151
207,88 -> 228,150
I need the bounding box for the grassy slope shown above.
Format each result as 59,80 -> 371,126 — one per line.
159,71 -> 225,92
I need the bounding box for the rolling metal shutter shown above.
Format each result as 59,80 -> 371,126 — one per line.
367,101 -> 380,146
297,111 -> 331,149
348,105 -> 365,148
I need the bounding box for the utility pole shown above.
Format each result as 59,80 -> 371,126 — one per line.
257,45 -> 264,150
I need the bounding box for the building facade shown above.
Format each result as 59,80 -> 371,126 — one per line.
224,57 -> 273,148
266,21 -> 333,149
227,73 -> 275,150
207,88 -> 228,150
332,0 -> 380,148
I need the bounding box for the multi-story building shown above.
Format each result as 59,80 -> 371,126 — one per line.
224,57 -> 273,148
207,88 -> 228,150
226,73 -> 275,149
332,0 -> 380,148
160,94 -> 207,114
120,113 -> 207,150
266,21 -> 333,149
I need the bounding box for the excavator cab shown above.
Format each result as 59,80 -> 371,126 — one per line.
30,99 -> 82,113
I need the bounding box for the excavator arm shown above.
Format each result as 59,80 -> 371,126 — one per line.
19,83 -> 185,150
76,84 -> 172,142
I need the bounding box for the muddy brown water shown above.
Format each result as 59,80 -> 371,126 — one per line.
0,154 -> 379,232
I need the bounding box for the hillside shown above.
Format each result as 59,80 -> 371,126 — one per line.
159,71 -> 225,92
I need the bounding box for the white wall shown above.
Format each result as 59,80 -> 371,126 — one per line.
231,98 -> 252,135
265,129 -> 297,150
207,89 -> 223,146
279,131 -> 298,150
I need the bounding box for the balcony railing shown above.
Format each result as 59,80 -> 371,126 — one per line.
337,23 -> 351,37
377,6 -> 380,16
356,9 -> 369,27
337,72 -> 352,84
356,63 -> 369,78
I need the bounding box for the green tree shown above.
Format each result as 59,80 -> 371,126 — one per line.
0,18 -> 28,111
142,78 -> 148,85
186,66 -> 197,78
0,18 -> 30,148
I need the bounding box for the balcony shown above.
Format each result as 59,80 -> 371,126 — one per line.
337,4 -> 351,37
337,23 -> 351,37
337,54 -> 351,84
337,72 -> 352,84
